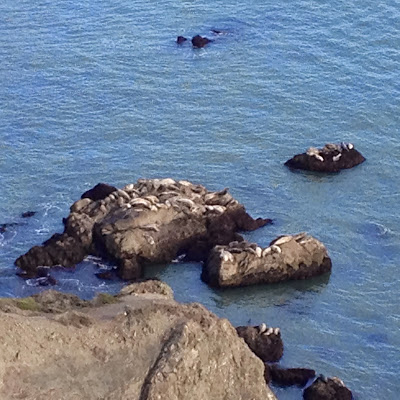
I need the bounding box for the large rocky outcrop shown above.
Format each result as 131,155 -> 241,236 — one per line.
0,284 -> 277,400
285,142 -> 365,172
15,178 -> 270,280
202,233 -> 332,287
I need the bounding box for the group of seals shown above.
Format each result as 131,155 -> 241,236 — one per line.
15,178 -> 270,281
285,142 -> 365,172
203,233 -> 332,287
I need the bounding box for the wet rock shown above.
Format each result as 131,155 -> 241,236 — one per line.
285,142 -> 365,172
303,375 -> 353,400
203,233 -> 332,287
192,35 -> 213,48
236,324 -> 283,362
15,179 -> 270,280
265,364 -> 315,387
21,211 -> 36,218
81,183 -> 118,201
176,35 -> 187,44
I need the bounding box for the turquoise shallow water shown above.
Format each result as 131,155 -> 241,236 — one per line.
1,0 -> 399,398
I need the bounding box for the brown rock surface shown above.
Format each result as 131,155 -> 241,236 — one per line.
0,283 -> 276,400
236,324 -> 284,362
15,178 -> 270,280
203,233 -> 332,287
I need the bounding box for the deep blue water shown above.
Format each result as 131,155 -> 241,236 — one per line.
1,0 -> 399,398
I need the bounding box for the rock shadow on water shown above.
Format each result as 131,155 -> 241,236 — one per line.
211,272 -> 331,310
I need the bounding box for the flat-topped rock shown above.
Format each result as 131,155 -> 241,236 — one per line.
202,233 -> 332,287
15,178 -> 270,280
0,286 -> 277,400
285,142 -> 365,172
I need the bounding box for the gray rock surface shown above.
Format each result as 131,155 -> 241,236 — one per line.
203,233 -> 332,287
0,284 -> 277,400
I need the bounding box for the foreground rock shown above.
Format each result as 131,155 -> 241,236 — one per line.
285,142 -> 365,172
236,323 -> 283,362
0,283 -> 276,400
15,178 -> 270,280
203,233 -> 332,287
303,376 -> 353,400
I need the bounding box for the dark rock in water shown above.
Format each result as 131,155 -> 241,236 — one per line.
285,142 -> 365,172
95,270 -> 115,280
265,364 -> 315,387
81,183 -> 117,201
0,222 -> 20,233
203,233 -> 332,288
176,36 -> 187,44
15,179 -> 270,282
303,375 -> 352,400
192,35 -> 213,48
236,324 -> 283,362
21,211 -> 36,218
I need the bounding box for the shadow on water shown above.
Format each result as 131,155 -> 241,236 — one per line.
211,272 -> 331,310
144,260 -> 331,313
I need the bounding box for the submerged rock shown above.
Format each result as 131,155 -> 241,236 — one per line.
303,375 -> 353,400
0,287 -> 277,400
285,142 -> 365,172
202,233 -> 332,287
15,178 -> 270,280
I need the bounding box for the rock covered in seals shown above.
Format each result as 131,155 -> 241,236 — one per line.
15,178 -> 271,281
202,233 -> 332,287
285,142 -> 365,172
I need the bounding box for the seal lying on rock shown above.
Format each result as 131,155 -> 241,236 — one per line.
15,178 -> 270,281
285,142 -> 365,172
202,233 -> 332,287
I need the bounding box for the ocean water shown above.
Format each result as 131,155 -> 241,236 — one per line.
1,0 -> 399,398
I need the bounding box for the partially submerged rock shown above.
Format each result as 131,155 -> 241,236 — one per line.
303,375 -> 353,400
192,35 -> 213,48
0,288 -> 277,400
202,233 -> 332,287
15,178 -> 270,280
236,323 -> 283,362
265,364 -> 316,387
176,35 -> 187,44
285,142 -> 365,172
